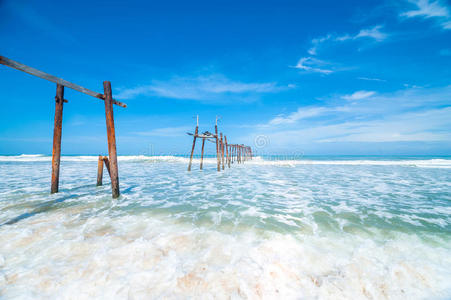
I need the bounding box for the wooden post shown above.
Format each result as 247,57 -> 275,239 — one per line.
103,81 -> 120,198
220,133 -> 225,170
103,156 -> 111,178
96,155 -> 103,186
239,146 -> 242,163
232,145 -> 235,163
200,138 -> 205,170
188,124 -> 198,171
51,84 -> 64,194
225,136 -> 230,168
215,118 -> 220,172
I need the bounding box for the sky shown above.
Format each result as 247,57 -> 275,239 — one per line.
0,0 -> 450,155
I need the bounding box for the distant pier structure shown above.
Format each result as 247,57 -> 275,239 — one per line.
0,55 -> 127,198
187,116 -> 253,171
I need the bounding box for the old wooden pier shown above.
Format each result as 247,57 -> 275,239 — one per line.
0,55 -> 126,198
187,116 -> 253,171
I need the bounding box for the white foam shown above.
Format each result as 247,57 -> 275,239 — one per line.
1,155 -> 450,169
0,213 -> 450,299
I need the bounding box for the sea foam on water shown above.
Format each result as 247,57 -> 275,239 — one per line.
0,156 -> 450,299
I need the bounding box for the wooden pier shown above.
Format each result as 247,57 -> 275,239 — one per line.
187,116 -> 253,171
0,55 -> 126,198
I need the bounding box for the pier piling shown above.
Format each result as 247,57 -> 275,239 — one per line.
51,84 -> 64,194
97,155 -> 104,186
188,117 -> 199,171
103,81 -> 120,198
200,137 -> 205,170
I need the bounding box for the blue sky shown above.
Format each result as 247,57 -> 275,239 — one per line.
0,0 -> 450,155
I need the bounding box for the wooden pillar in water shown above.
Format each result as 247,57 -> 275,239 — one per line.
103,81 -> 120,198
225,136 -> 230,168
215,118 -> 220,172
220,133 -> 225,170
103,156 -> 111,178
239,146 -> 242,163
200,137 -> 205,170
188,118 -> 198,171
51,84 -> 64,194
96,155 -> 103,186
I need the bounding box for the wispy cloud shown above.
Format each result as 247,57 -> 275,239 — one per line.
341,90 -> 376,101
269,107 -> 330,125
401,0 -> 451,29
134,126 -> 191,137
250,85 -> 451,146
116,74 -> 290,101
292,57 -> 334,74
358,77 -> 387,82
308,25 -> 388,55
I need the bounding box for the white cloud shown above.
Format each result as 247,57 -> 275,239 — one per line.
307,25 -> 388,55
134,126 -> 191,137
116,74 -> 289,101
358,77 -> 387,82
401,0 -> 451,29
293,57 -> 333,74
269,107 -> 330,125
249,85 -> 451,146
341,90 -> 376,101
354,25 -> 388,41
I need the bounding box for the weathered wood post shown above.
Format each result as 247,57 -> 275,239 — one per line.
51,84 -> 64,194
97,155 -> 104,186
239,146 -> 242,163
200,137 -> 205,170
188,116 -> 199,171
103,81 -> 120,198
215,117 -> 220,172
233,145 -> 236,163
225,136 -> 230,168
103,156 -> 111,178
220,133 -> 225,170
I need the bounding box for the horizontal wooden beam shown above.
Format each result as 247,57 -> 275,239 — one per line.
0,55 -> 127,108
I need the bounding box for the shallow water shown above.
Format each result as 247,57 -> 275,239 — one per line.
0,155 -> 450,299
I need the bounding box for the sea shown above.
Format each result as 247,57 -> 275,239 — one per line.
0,154 -> 450,299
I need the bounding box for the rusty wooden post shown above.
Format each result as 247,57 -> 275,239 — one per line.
103,81 -> 120,198
103,156 -> 111,178
188,120 -> 198,171
233,145 -> 235,163
51,84 -> 64,194
96,155 -> 104,186
200,137 -> 205,170
239,146 -> 242,163
225,136 -> 230,168
220,133 -> 225,170
215,117 -> 220,172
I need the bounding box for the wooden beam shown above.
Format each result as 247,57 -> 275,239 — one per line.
51,84 -> 64,193
104,81 -> 120,198
0,55 -> 127,108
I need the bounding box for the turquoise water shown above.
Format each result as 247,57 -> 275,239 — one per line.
0,155 -> 450,299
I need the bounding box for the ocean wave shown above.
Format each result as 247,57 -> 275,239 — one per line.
1,155 -> 450,168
